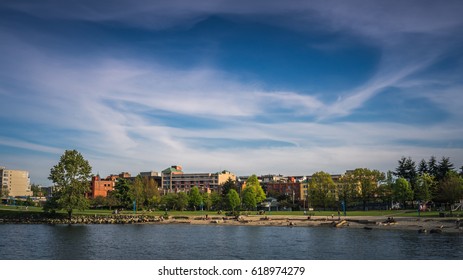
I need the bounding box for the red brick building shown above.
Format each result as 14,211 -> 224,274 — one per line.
89,175 -> 115,198
265,181 -> 302,202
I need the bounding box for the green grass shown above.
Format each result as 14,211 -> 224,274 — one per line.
1,205 -> 460,218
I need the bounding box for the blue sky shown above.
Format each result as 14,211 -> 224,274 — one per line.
1,0 -> 463,185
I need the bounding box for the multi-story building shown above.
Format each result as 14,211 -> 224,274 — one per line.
139,171 -> 159,177
261,174 -> 287,183
138,171 -> 162,187
161,165 -> 184,192
265,181 -> 302,203
89,175 -> 115,198
0,166 -> 32,197
161,166 -> 236,193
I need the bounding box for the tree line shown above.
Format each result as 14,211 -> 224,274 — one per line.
307,156 -> 463,211
104,174 -> 266,213
43,150 -> 462,219
44,150 -> 267,218
392,156 -> 463,209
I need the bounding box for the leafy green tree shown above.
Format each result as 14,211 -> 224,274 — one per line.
202,192 -> 212,211
245,175 -> 266,203
175,192 -> 189,211
113,178 -> 132,208
105,193 -> 119,210
90,195 -> 106,208
434,172 -> 463,207
47,150 -> 92,219
142,177 -> 160,209
351,168 -> 384,211
160,193 -> 176,210
221,178 -> 237,209
210,192 -> 222,210
376,171 -> 394,207
392,177 -> 414,209
24,196 -> 34,206
242,187 -> 257,210
338,174 -> 358,209
415,173 -> 434,203
129,176 -> 145,211
189,186 -> 203,210
31,183 -> 42,197
227,189 -> 241,211
309,171 -> 336,210
276,193 -> 295,209
221,178 -> 237,196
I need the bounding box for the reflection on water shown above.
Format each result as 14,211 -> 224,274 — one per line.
0,224 -> 461,260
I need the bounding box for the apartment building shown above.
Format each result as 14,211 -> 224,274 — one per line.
0,166 -> 32,197
161,166 -> 236,193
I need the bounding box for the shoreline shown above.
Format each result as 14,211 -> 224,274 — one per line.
184,215 -> 463,234
1,214 -> 462,234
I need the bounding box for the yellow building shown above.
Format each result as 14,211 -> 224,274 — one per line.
161,166 -> 236,193
0,167 -> 32,197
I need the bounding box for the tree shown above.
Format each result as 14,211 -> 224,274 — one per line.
0,187 -> 8,198
415,173 -> 433,203
395,156 -> 417,190
113,178 -> 132,209
309,171 -> 336,210
428,156 -> 438,178
437,157 -> 454,181
242,187 -> 257,210
31,183 -> 42,197
221,178 -> 237,196
90,195 -> 106,208
376,171 -> 394,208
160,193 -> 176,210
189,186 -> 203,210
245,175 -> 266,203
105,193 -> 119,210
142,177 -> 160,209
175,192 -> 189,211
338,173 -> 359,209
129,176 -> 145,211
202,192 -> 212,211
392,178 -> 413,209
351,168 -> 384,211
417,159 -> 428,176
210,192 -> 222,210
434,172 -> 463,207
227,189 -> 241,212
47,150 -> 92,219
221,178 -> 237,209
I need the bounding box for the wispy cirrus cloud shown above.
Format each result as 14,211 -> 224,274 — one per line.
1,1 -> 463,185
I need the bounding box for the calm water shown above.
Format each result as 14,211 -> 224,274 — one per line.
0,224 -> 461,260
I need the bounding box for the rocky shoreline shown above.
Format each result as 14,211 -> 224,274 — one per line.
0,214 -> 462,234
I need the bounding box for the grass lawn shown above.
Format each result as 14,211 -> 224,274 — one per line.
0,205 -> 463,217
1,205 -> 460,218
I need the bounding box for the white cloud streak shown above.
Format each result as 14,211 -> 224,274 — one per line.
1,0 -> 463,184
